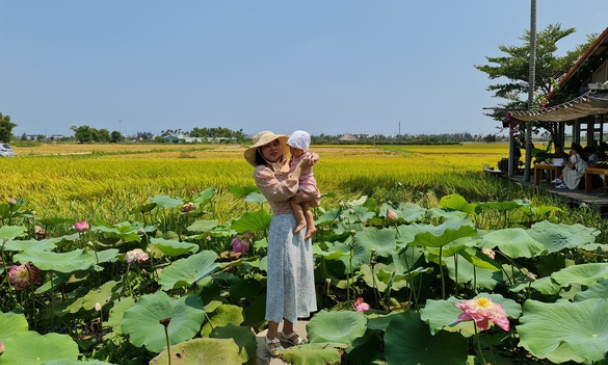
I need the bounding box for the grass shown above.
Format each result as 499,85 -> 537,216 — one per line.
0,141 -> 595,233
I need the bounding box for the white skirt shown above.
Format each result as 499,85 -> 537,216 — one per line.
265,213 -> 317,323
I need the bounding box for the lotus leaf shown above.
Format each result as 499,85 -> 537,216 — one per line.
149,338 -> 241,365
201,304 -> 244,337
148,195 -> 184,208
4,237 -> 57,252
366,311 -> 404,331
391,246 -> 424,273
409,218 -> 476,248
91,221 -> 143,242
528,220 -> 599,253
210,323 -> 257,362
193,187 -> 216,206
307,310 -> 367,344
228,185 -> 260,199
2,331 -> 79,365
186,219 -> 219,233
420,294 -> 521,336
345,334 -> 383,365
122,291 -> 206,353
14,249 -> 96,273
517,298 -> 608,364
575,278 -> 608,301
230,209 -> 272,233
0,225 -> 25,240
149,237 -> 199,256
106,296 -> 136,342
384,311 -> 467,365
425,207 -> 468,220
280,343 -> 347,365
157,250 -> 219,290
381,202 -> 426,222
444,253 -> 503,289
342,205 -> 375,223
551,262 -> 608,287
43,361 -> 113,365
82,280 -> 122,310
479,228 -> 546,258
0,311 -> 28,339
93,248 -> 120,264
244,192 -> 267,203
129,202 -> 157,214
353,227 -> 397,258
439,193 -> 478,214
478,200 -> 522,212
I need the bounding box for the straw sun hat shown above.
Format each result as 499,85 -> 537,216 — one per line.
244,131 -> 290,167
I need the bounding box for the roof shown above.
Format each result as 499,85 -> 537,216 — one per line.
511,27 -> 608,123
511,91 -> 608,122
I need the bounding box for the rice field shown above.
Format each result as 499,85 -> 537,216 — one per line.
0,142 -> 537,225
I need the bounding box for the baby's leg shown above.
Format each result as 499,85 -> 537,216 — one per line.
290,199 -> 307,234
302,202 -> 317,240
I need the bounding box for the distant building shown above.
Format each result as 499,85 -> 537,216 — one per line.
338,133 -> 359,142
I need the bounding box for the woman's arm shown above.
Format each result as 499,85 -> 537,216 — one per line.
255,164 -> 303,202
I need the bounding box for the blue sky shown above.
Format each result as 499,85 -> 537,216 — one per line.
1,1 -> 606,138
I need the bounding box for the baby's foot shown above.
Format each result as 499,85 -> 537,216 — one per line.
304,226 -> 317,240
294,222 -> 307,234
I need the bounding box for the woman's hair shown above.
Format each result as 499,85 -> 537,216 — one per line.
254,147 -> 283,166
255,148 -> 266,166
571,143 -> 588,161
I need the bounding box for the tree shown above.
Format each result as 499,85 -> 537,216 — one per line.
0,113 -> 17,143
98,129 -> 111,142
71,125 -> 95,143
111,130 -> 123,142
476,24 -> 595,145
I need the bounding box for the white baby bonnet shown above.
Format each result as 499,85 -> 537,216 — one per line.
287,130 -> 311,152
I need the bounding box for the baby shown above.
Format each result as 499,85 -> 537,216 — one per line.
287,130 -> 320,240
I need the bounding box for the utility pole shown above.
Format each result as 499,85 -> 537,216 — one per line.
524,0 -> 537,182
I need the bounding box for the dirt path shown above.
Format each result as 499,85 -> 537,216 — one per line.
255,321 -> 309,365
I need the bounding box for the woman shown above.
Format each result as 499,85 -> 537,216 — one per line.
243,131 -> 318,357
556,143 -> 588,189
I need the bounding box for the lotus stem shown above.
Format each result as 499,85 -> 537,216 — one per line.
439,246 -> 445,299
160,317 -> 172,365
473,323 -> 488,365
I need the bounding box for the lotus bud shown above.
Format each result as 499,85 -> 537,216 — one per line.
481,248 -> 496,260
8,198 -> 16,205
94,302 -> 102,312
386,208 -> 398,221
354,298 -> 371,312
74,221 -> 89,233
181,202 -> 195,213
526,272 -> 537,282
0,341 -> 4,356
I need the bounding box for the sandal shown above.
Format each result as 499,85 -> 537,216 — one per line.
278,331 -> 308,346
264,336 -> 284,357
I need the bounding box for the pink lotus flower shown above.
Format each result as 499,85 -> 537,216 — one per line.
455,297 -> 509,331
8,263 -> 41,290
0,341 -> 5,356
354,297 -> 370,312
8,198 -> 16,205
125,248 -> 149,264
386,209 -> 398,221
74,221 -> 89,232
230,235 -> 250,254
481,248 -> 496,260
181,202 -> 195,213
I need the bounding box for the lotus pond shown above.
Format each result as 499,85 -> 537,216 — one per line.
1,186 -> 608,365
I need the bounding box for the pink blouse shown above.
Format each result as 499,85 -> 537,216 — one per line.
254,164 -> 299,215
